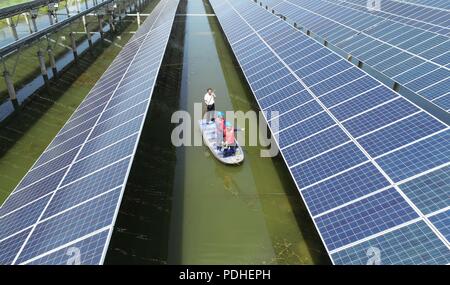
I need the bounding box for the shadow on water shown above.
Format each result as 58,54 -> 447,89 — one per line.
104,0 -> 187,265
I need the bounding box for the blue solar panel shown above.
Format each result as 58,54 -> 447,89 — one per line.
263,90 -> 311,114
315,188 -> 419,251
302,162 -> 390,216
332,221 -> 450,265
399,165 -> 450,215
291,143 -> 368,188
0,195 -> 50,241
260,0 -> 450,111
275,100 -> 322,130
48,116 -> 98,148
376,130 -> 450,182
25,229 -> 109,265
320,76 -> 380,107
15,189 -> 121,264
0,0 -> 179,265
329,86 -> 397,121
18,148 -> 80,189
211,0 -> 450,264
357,112 -> 447,157
259,81 -> 305,108
63,134 -> 137,184
0,229 -> 31,265
342,98 -> 420,138
282,126 -> 349,166
0,169 -> 66,216
277,112 -> 335,148
34,131 -> 91,168
429,210 -> 450,243
42,160 -> 130,219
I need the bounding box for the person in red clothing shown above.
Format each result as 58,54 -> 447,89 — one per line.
223,121 -> 236,157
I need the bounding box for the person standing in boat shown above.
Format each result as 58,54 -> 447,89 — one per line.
204,88 -> 216,123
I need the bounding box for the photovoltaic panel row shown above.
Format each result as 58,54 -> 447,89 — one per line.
378,0 -> 450,11
261,0 -> 450,112
0,0 -> 180,265
338,0 -> 449,35
210,0 -> 450,264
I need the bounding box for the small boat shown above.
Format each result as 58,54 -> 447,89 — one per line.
198,119 -> 244,165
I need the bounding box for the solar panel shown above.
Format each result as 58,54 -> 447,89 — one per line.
210,0 -> 450,264
259,0 -> 450,112
337,0 -> 449,36
0,0 -> 180,265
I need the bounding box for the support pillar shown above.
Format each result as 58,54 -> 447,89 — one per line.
137,0 -> 142,11
98,15 -> 105,38
6,18 -> 19,41
37,51 -> 49,88
24,13 -> 33,34
86,24 -> 93,49
47,48 -> 58,78
31,12 -> 38,32
137,11 -> 141,27
109,13 -> 116,32
3,71 -> 17,106
69,32 -> 78,62
48,12 -> 54,25
75,0 -> 81,13
82,15 -> 88,34
65,3 -> 71,18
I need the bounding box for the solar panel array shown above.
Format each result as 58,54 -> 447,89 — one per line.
261,0 -> 450,112
210,0 -> 450,264
0,0 -> 179,265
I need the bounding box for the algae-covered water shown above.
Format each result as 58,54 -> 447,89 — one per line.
105,0 -> 329,265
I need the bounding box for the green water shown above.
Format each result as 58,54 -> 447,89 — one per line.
106,0 -> 329,265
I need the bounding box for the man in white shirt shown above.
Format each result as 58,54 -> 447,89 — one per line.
204,88 -> 216,123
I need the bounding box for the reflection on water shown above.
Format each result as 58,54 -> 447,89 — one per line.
105,0 -> 329,265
